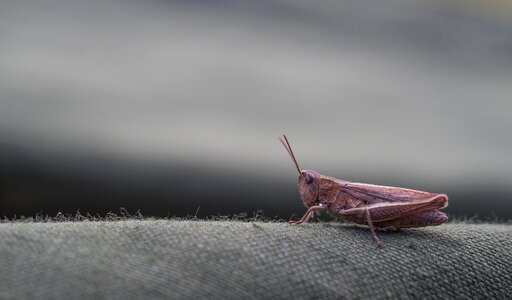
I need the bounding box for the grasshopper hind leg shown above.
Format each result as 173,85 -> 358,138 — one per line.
374,210 -> 448,229
365,208 -> 383,247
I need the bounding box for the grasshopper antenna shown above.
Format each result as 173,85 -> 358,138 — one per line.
279,134 -> 301,175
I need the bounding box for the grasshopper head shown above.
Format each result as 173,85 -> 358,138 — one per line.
298,169 -> 321,207
279,135 -> 321,208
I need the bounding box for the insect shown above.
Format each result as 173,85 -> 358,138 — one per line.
279,134 -> 448,247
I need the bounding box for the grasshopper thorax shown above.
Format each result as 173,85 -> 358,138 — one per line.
299,170 -> 321,207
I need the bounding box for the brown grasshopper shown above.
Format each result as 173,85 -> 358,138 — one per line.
279,134 -> 448,247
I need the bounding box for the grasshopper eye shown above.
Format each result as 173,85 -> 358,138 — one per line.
305,172 -> 314,184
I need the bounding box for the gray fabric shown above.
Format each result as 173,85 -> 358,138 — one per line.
0,220 -> 510,299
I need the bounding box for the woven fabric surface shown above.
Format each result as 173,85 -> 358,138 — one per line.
0,220 -> 510,299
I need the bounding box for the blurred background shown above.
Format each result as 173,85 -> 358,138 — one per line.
1,0 -> 511,220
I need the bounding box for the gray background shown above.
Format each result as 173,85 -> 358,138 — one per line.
1,0 -> 511,219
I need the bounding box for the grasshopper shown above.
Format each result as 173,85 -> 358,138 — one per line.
279,135 -> 448,247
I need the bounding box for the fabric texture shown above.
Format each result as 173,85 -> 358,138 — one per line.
0,220 -> 510,299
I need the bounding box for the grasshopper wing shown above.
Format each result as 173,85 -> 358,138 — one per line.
342,182 -> 448,206
339,182 -> 448,223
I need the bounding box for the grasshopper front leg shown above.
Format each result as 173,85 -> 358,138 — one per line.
289,204 -> 326,225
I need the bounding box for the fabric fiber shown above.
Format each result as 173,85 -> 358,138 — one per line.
0,220 -> 510,299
